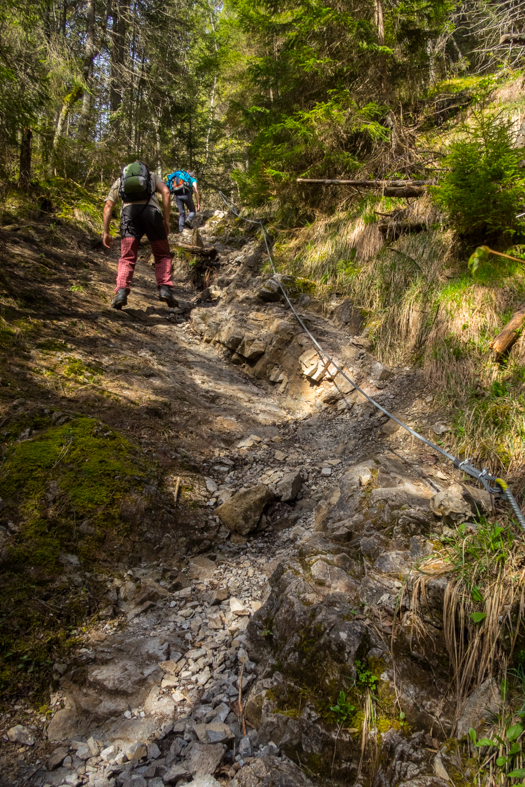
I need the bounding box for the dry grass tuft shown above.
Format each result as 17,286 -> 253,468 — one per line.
410,520 -> 525,729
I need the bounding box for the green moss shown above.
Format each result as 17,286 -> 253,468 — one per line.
0,415 -> 156,704
289,277 -> 316,296
427,75 -> 493,97
62,357 -> 103,384
36,339 -> 69,352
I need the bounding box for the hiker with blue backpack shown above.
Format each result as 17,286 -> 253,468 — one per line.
103,161 -> 178,310
166,169 -> 200,233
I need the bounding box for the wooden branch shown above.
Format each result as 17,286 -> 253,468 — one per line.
487,248 -> 525,266
490,307 -> 525,360
173,476 -> 181,505
499,34 -> 525,46
296,178 -> 435,187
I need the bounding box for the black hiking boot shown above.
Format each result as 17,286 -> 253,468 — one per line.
111,288 -> 128,310
184,219 -> 193,229
158,285 -> 178,308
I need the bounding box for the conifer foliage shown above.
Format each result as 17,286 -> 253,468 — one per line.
0,0 -> 224,188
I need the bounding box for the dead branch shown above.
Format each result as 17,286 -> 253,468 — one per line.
296,178 -> 435,187
490,306 -> 525,360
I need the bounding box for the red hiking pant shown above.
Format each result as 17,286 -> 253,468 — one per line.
115,205 -> 173,293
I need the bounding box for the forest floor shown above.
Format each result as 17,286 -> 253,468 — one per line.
0,209 -> 504,787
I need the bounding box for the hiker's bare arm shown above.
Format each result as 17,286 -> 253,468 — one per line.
157,182 -> 171,234
193,183 -> 200,211
103,200 -> 115,249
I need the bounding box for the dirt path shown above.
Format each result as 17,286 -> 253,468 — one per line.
0,211 -> 467,787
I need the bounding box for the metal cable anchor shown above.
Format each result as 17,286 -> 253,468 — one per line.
454,458 -> 525,532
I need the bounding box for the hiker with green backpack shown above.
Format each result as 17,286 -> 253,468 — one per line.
103,161 -> 178,309
166,169 -> 200,233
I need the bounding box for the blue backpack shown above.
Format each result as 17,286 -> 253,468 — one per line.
167,170 -> 192,196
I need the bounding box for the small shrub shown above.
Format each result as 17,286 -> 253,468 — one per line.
330,690 -> 355,724
432,109 -> 525,240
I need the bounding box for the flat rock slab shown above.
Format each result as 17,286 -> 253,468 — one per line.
194,722 -> 234,744
188,742 -> 226,776
457,678 -> 502,738
234,754 -> 315,786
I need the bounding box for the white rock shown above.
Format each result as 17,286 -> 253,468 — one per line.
124,740 -> 147,761
190,777 -> 221,787
435,754 -> 450,781
205,478 -> 218,494
432,422 -> 450,435
237,434 -> 262,449
101,745 -> 116,761
230,597 -> 250,616
7,725 -> 35,746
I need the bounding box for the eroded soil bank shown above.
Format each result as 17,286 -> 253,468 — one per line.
0,212 -> 505,787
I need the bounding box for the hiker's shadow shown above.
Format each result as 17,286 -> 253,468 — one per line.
105,305 -> 188,328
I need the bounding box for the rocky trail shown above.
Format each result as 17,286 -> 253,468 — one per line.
0,210 -> 499,787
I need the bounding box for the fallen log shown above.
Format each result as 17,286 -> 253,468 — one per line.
490,306 -> 525,360
383,186 -> 426,198
173,242 -> 218,259
296,178 -> 435,187
378,221 -> 428,238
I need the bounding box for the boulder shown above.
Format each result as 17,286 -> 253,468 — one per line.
310,560 -> 358,593
382,416 -> 402,435
237,336 -> 267,361
456,678 -> 502,738
47,705 -> 81,742
47,747 -> 68,770
217,324 -> 244,351
233,754 -> 315,787
258,278 -> 282,302
299,349 -> 327,382
230,597 -> 250,616
430,486 -> 472,524
370,361 -> 392,381
215,485 -> 275,535
276,471 -> 302,502
462,484 -> 492,516
330,299 -> 362,335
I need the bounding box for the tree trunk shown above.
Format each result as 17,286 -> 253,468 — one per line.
19,128 -> 33,191
374,0 -> 385,45
204,74 -> 217,168
189,111 -> 193,170
110,0 -> 129,127
53,86 -> 83,154
490,307 -> 525,360
79,0 -> 96,136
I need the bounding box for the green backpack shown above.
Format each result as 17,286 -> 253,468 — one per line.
118,162 -> 153,202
